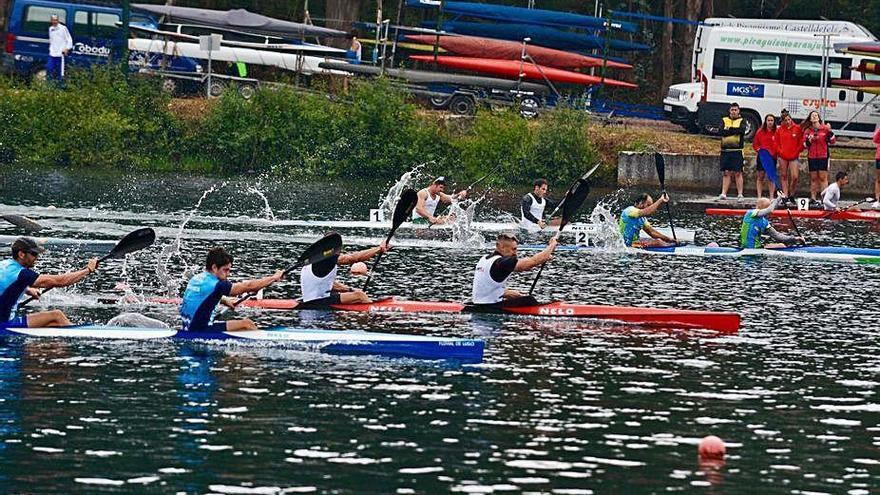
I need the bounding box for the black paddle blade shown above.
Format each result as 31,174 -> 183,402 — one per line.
297,232 -> 343,268
2,214 -> 43,231
392,189 -> 418,229
654,153 -> 666,189
560,177 -> 591,226
102,228 -> 156,261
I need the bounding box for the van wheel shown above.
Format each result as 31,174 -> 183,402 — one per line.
31,69 -> 48,85
741,111 -> 761,140
238,83 -> 257,100
160,78 -> 178,95
449,95 -> 476,116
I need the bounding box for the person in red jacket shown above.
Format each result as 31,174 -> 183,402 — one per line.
752,113 -> 778,199
775,109 -> 803,198
873,124 -> 880,209
802,110 -> 836,206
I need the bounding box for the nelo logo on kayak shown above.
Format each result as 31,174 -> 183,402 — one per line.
369,305 -> 405,313
538,307 -> 575,316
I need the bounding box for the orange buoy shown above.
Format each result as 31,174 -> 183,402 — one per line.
698,435 -> 726,459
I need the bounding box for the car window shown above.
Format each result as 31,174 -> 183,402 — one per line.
74,10 -> 89,36
93,12 -> 120,38
23,5 -> 66,34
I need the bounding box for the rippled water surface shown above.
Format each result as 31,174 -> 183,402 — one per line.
0,168 -> 879,494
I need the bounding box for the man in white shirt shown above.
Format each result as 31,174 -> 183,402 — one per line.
821,171 -> 849,211
47,14 -> 73,85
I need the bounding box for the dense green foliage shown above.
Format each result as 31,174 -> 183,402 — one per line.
0,69 -> 602,185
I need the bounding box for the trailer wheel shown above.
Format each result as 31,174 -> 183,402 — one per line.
207,80 -> 227,98
160,78 -> 178,95
448,95 -> 476,116
238,83 -> 257,100
519,96 -> 541,119
429,95 -> 451,109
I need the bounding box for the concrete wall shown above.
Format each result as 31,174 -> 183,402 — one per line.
618,152 -> 878,195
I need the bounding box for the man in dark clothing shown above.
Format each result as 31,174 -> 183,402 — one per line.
719,102 -> 745,200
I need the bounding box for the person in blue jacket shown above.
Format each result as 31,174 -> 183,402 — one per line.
180,247 -> 283,332
0,237 -> 98,328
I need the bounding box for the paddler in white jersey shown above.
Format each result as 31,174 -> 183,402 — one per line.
412,177 -> 467,225
520,179 -> 560,231
299,233 -> 389,307
471,233 -> 557,306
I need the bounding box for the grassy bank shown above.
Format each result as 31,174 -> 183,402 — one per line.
0,69 -> 599,186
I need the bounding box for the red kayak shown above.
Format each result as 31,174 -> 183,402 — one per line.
409,55 -> 638,88
831,79 -> 880,95
706,208 -> 880,221
405,34 -> 632,70
144,297 -> 737,332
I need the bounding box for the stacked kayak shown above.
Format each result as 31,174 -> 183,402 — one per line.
705,208 -> 880,222
141,297 -> 740,333
0,325 -> 485,362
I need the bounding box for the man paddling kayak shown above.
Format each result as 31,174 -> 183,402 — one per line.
619,194 -> 676,247
740,195 -> 805,248
299,233 -> 389,307
180,247 -> 284,332
471,233 -> 557,306
0,237 -> 98,328
520,179 -> 561,231
412,177 -> 467,225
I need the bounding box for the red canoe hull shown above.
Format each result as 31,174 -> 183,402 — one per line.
409,55 -> 637,88
146,297 -> 736,332
706,208 -> 880,221
405,34 -> 632,70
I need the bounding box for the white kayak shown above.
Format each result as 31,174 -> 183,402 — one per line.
0,325 -> 484,362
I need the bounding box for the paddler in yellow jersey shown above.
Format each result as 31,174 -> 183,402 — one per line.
618,193 -> 676,247
412,177 -> 467,225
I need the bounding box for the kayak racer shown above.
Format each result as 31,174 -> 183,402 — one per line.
0,237 -> 98,328
299,233 -> 389,307
471,232 -> 557,307
412,177 -> 467,225
520,178 -> 561,231
740,194 -> 805,248
180,247 -> 284,332
619,193 -> 676,247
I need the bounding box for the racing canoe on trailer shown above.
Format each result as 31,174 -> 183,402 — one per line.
404,35 -> 633,70
430,21 -> 650,52
409,55 -> 638,88
705,208 -> 880,221
0,325 -> 484,362
141,297 -> 739,333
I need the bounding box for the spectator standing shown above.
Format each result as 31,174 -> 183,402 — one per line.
752,113 -> 778,199
775,109 -> 804,198
47,14 -> 72,86
719,103 -> 745,200
802,110 -> 836,208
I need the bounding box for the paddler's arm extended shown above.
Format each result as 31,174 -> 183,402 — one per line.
515,237 -> 558,271
754,197 -> 783,218
230,270 -> 284,296
32,258 -> 98,288
766,226 -> 802,246
634,193 -> 669,218
338,242 -> 389,265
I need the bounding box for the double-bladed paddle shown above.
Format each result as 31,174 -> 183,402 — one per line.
758,149 -> 806,245
823,197 -> 874,217
528,172 -> 592,295
544,163 -> 601,222
654,153 -> 678,244
231,232 -> 343,308
362,188 -> 418,292
20,227 -> 157,307
2,214 -> 43,232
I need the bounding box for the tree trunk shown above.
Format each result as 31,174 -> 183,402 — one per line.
659,0 -> 675,99
326,0 -> 364,32
678,0 -> 702,82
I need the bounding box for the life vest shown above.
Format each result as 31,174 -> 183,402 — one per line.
739,210 -> 770,248
471,254 -> 511,304
721,117 -> 744,151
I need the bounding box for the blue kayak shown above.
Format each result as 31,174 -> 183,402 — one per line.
0,325 -> 485,362
407,0 -> 639,33
430,21 -> 650,52
522,244 -> 880,263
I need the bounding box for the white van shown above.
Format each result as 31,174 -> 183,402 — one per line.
663,18 -> 879,139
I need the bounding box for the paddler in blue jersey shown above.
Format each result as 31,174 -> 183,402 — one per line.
740,194 -> 805,248
180,247 -> 284,332
618,193 -> 676,247
0,237 -> 98,328
412,177 -> 467,225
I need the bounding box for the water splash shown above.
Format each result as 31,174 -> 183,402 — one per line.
587,200 -> 626,250
378,163 -> 429,217
447,196 -> 488,248
157,182 -> 226,296
246,184 -> 276,221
